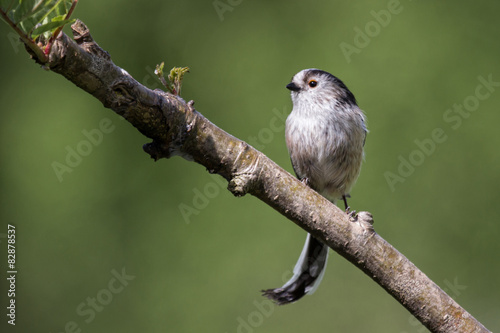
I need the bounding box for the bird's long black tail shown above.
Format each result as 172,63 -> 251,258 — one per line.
262,233 -> 329,305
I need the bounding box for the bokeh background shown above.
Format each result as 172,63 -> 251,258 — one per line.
1,0 -> 499,332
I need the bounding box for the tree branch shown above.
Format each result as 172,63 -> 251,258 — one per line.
26,20 -> 489,333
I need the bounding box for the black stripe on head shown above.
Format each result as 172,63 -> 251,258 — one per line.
306,69 -> 358,106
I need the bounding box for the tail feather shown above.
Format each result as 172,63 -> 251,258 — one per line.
262,234 -> 328,305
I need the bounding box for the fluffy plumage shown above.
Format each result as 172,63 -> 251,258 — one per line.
263,69 -> 367,304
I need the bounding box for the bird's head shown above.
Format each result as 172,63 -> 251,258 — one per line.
286,69 -> 357,108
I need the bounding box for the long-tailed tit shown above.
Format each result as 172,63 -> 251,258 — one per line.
262,69 -> 367,305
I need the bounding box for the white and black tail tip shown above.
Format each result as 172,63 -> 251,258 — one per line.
262,234 -> 329,305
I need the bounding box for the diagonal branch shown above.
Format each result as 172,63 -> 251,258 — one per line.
26,20 -> 490,333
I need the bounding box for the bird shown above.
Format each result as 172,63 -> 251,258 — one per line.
262,68 -> 367,305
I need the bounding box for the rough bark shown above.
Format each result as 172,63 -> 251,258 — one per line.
25,20 -> 490,333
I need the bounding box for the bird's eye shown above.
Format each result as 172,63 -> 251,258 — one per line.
308,80 -> 318,88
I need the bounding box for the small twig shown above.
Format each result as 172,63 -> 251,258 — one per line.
44,0 -> 79,56
0,9 -> 48,63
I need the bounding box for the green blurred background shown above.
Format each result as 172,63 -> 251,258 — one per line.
1,0 -> 499,332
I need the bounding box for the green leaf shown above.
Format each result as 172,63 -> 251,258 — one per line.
30,17 -> 73,39
168,67 -> 190,96
0,0 -> 17,11
13,0 -> 49,33
154,62 -> 169,90
24,0 -> 63,34
3,0 -> 74,36
54,0 -> 71,16
154,61 -> 165,78
15,0 -> 46,24
11,1 -> 27,24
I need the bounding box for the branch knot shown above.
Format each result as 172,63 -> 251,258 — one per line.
71,19 -> 111,60
228,143 -> 261,197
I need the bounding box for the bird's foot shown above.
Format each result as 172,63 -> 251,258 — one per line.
346,207 -> 358,220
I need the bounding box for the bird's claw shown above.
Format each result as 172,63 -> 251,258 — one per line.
346,208 -> 358,221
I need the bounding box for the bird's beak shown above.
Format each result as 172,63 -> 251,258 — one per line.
286,82 -> 300,92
